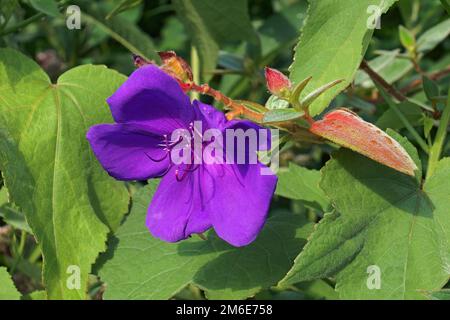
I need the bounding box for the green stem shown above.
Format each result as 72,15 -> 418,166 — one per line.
190,45 -> 200,101
426,90 -> 450,180
0,12 -> 45,37
17,230 -> 27,256
28,245 -> 42,264
376,83 -> 429,154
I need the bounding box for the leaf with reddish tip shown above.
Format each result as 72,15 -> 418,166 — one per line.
310,109 -> 418,176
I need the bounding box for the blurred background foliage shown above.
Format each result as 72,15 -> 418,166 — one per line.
0,0 -> 449,299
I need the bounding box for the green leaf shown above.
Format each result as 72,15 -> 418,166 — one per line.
173,0 -> 257,81
0,48 -> 130,299
0,0 -> 18,23
29,0 -> 59,17
376,100 -> 423,130
289,0 -> 397,116
398,25 -> 416,51
106,0 -> 142,20
99,182 -> 313,300
429,289 -> 450,300
354,50 -> 413,88
263,109 -> 304,123
417,18 -> 450,53
279,135 -> 450,299
0,187 -> 31,233
423,115 -> 434,141
23,290 -> 47,300
0,267 -> 20,300
83,12 -> 159,62
300,79 -> 343,109
440,0 -> 450,15
276,163 -> 330,212
265,95 -> 290,110
422,76 -> 440,101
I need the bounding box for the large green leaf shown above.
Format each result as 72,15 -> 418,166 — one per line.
99,181 -> 313,300
173,0 -> 257,81
276,163 -> 330,212
289,0 -> 397,116
0,49 -> 129,299
279,134 -> 450,299
0,267 -> 20,300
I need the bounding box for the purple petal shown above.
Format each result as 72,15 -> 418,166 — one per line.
146,167 -> 212,242
87,123 -> 170,180
107,65 -> 194,134
193,100 -> 227,130
206,163 -> 277,246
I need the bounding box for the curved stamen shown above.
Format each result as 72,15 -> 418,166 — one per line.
144,151 -> 169,162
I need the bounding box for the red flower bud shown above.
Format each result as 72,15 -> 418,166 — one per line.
264,67 -> 292,98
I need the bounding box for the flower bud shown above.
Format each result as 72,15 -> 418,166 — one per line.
158,51 -> 193,83
264,67 -> 292,98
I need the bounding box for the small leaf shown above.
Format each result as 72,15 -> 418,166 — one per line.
0,267 -> 20,300
440,0 -> 450,14
106,0 -> 142,20
0,0 -> 19,23
422,76 -> 440,101
423,115 -> 434,141
309,109 -> 418,176
300,79 -> 343,109
29,0 -> 59,17
289,76 -> 312,107
0,187 -> 31,233
265,95 -> 289,110
376,100 -> 423,130
399,25 -> 416,52
417,18 -> 450,53
263,109 -> 304,123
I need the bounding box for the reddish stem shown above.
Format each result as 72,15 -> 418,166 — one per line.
188,83 -> 264,122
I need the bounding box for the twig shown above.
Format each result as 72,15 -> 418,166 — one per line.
188,83 -> 264,122
400,66 -> 450,94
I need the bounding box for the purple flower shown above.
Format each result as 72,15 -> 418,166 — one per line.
87,65 -> 277,247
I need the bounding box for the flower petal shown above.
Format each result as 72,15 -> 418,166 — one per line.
206,163 -> 277,246
107,65 -> 194,134
87,123 -> 170,180
146,167 -> 212,242
193,100 -> 227,130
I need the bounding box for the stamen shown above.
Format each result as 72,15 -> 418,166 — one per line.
144,151 -> 169,163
